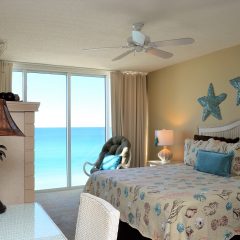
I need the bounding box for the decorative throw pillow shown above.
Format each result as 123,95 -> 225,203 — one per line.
226,147 -> 240,176
195,150 -> 234,177
184,139 -> 210,166
206,140 -> 240,176
204,138 -> 230,152
231,149 -> 240,175
194,134 -> 239,143
100,155 -> 122,170
184,138 -> 240,175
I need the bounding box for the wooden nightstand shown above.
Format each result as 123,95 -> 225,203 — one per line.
146,160 -> 183,167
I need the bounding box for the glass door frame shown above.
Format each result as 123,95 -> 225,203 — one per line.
12,64 -> 111,191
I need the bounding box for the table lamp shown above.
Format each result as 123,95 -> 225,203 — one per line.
0,99 -> 24,214
155,129 -> 173,163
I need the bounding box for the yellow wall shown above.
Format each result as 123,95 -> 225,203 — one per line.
148,44 -> 240,161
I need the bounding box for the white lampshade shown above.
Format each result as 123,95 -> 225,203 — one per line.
154,129 -> 173,163
155,129 -> 173,146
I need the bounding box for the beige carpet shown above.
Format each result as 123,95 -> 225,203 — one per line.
36,188 -> 83,240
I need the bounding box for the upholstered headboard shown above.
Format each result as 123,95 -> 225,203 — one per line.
198,120 -> 240,139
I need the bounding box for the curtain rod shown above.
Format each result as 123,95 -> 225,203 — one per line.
111,70 -> 148,75
2,60 -> 149,75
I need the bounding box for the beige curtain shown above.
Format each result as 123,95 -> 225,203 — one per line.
110,71 -> 148,167
0,61 -> 13,92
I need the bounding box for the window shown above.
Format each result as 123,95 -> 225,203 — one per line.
12,67 -> 110,190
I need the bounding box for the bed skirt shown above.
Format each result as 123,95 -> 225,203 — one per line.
117,221 -> 150,240
117,221 -> 240,240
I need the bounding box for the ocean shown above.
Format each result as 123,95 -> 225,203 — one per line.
35,127 -> 105,190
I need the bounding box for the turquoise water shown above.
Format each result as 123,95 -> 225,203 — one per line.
35,127 -> 105,190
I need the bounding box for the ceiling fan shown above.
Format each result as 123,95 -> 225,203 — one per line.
82,23 -> 194,61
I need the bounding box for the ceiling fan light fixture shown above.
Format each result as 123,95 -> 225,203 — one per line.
132,30 -> 145,46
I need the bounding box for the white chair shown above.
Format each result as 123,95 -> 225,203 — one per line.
75,193 -> 120,240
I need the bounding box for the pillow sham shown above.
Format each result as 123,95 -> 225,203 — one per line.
194,150 -> 234,177
100,155 -> 122,170
194,134 -> 239,143
184,139 -> 210,166
231,148 -> 240,175
184,138 -> 240,175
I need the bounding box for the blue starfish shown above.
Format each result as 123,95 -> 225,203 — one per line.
197,83 -> 227,121
230,77 -> 240,106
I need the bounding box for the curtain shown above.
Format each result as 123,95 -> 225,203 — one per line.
110,71 -> 148,167
0,61 -> 13,92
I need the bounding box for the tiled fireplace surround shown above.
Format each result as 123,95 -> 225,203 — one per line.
0,102 -> 39,204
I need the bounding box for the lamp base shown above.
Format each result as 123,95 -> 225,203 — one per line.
0,200 -> 6,214
158,146 -> 172,164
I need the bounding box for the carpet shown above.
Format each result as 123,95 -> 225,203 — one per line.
36,188 -> 83,240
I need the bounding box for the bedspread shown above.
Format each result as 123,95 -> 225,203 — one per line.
84,164 -> 240,240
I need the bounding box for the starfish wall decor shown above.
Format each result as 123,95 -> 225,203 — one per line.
197,83 -> 227,121
229,77 -> 240,106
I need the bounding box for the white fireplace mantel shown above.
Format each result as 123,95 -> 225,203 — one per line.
7,101 -> 40,112
0,101 -> 40,204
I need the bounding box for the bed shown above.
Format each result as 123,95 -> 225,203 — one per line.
84,120 -> 240,240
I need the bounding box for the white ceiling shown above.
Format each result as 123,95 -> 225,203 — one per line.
0,0 -> 240,72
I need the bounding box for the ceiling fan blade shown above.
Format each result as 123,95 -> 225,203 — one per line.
112,49 -> 135,61
146,47 -> 173,59
150,38 -> 194,48
81,46 -> 126,51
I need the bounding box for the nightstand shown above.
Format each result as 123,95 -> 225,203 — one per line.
146,160 -> 183,167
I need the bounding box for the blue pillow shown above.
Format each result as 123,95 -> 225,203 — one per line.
194,150 -> 234,177
100,155 -> 122,170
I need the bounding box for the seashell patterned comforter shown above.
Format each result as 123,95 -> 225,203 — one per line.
84,164 -> 240,240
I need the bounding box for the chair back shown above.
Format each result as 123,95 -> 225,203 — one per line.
75,193 -> 120,240
94,136 -> 131,170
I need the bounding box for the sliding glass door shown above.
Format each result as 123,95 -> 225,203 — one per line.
71,76 -> 105,186
27,73 -> 67,190
12,69 -> 108,190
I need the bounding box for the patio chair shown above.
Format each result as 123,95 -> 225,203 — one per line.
83,136 -> 131,176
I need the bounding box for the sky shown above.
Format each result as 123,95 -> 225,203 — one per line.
12,72 -> 106,128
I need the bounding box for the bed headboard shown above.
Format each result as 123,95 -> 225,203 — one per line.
198,120 -> 240,139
